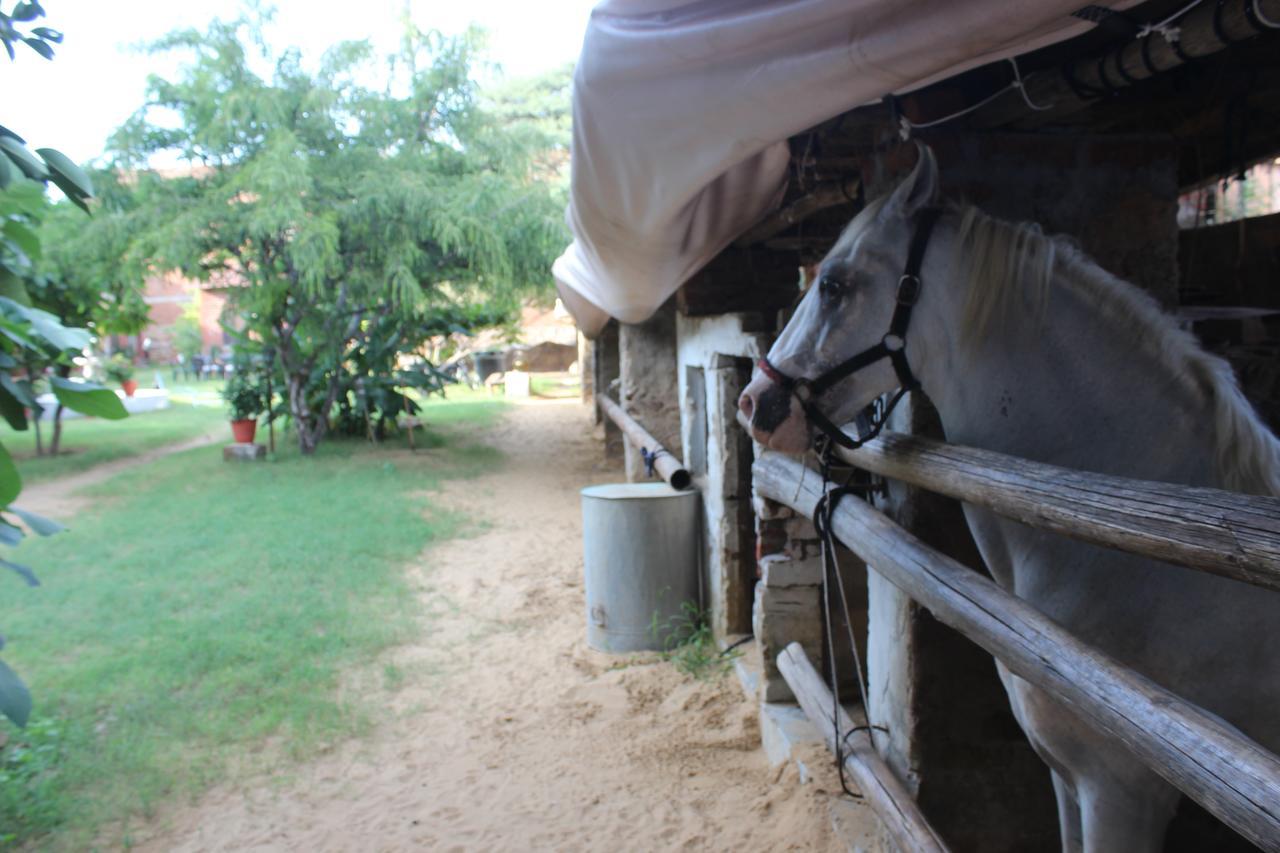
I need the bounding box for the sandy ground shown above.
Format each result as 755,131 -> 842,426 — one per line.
124,398 -> 844,852
19,429 -> 221,518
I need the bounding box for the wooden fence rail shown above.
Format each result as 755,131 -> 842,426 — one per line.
598,394 -> 691,490
777,642 -> 949,853
753,451 -> 1280,851
832,431 -> 1280,593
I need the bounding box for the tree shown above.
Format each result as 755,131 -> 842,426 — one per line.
110,16 -> 568,454
25,183 -> 150,455
0,1 -> 129,727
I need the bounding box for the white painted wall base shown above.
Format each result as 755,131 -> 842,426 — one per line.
34,388 -> 170,419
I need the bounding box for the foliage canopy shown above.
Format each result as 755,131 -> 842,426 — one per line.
110,16 -> 569,452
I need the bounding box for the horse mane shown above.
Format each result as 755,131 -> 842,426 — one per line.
954,204 -> 1280,497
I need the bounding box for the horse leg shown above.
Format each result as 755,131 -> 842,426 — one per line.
1052,770 -> 1083,853
1078,778 -> 1178,853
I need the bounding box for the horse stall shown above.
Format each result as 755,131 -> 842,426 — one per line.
557,1 -> 1280,850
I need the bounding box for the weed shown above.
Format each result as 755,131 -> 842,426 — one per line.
0,716 -> 66,844
650,602 -> 739,680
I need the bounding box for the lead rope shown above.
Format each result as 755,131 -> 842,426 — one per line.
814,440 -> 886,798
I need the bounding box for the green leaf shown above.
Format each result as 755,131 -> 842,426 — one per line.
50,376 -> 128,419
0,153 -> 9,189
0,137 -> 47,181
0,372 -> 35,407
0,658 -> 31,728
0,382 -> 28,431
8,505 -> 64,536
31,27 -> 61,43
26,305 -> 89,352
35,148 -> 91,195
23,37 -> 53,60
0,520 -> 23,546
11,2 -> 40,22
36,148 -> 93,199
3,218 -> 40,259
0,558 -> 38,586
0,440 -> 21,506
0,268 -> 31,305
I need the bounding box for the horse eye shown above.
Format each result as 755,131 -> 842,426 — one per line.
819,275 -> 848,299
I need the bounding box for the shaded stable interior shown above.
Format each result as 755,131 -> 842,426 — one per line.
586,2 -> 1280,849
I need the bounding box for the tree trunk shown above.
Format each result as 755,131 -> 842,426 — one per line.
50,404 -> 65,456
287,371 -> 322,455
33,412 -> 43,457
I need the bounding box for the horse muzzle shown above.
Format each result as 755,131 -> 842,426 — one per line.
738,374 -> 811,454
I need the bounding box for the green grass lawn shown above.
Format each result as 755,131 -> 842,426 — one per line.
0,393 -> 509,849
3,404 -> 228,484
530,372 -> 581,399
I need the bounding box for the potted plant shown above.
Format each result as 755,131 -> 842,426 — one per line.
221,367 -> 264,444
104,354 -> 138,397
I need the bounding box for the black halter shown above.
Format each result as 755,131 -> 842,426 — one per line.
759,206 -> 943,451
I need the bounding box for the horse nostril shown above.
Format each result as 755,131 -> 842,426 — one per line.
738,391 -> 755,421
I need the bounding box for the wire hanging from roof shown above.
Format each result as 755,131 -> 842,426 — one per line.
899,57 -> 1050,137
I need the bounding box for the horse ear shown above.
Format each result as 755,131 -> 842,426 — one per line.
883,142 -> 939,219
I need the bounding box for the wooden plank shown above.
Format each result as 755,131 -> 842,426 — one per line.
970,0 -> 1280,130
753,452 -> 1280,851
598,394 -> 691,490
734,177 -> 860,248
776,642 -> 949,853
829,431 -> 1280,593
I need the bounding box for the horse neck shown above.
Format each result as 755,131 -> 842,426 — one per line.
911,237 -> 1213,486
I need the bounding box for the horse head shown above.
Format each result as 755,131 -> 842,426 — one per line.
739,144 -> 941,453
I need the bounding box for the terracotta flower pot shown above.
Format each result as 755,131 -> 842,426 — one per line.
121,379 -> 138,397
230,418 -> 257,444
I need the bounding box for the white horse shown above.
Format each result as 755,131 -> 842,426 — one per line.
739,145 -> 1280,852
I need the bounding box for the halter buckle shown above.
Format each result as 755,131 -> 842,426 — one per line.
882,333 -> 905,352
794,381 -> 814,402
897,274 -> 921,306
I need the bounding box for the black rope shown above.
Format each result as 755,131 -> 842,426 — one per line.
813,447 -> 883,800
641,446 -> 666,478
1112,49 -> 1140,86
1212,0 -> 1237,45
1096,54 -> 1118,92
1062,60 -> 1109,100
1140,33 -> 1162,77
1170,30 -> 1200,64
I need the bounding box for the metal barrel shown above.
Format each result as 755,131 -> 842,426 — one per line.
580,482 -> 700,653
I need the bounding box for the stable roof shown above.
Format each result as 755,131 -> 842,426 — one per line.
553,0 -> 1140,337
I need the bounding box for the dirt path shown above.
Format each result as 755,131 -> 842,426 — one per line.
130,398 -> 841,852
18,429 -> 223,518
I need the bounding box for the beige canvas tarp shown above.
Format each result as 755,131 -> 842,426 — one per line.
553,0 -> 1139,337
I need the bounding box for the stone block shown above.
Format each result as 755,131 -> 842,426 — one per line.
223,442 -> 266,462
759,553 -> 823,588
784,516 -> 817,540
784,538 -> 822,561
752,494 -> 795,520
755,516 -> 788,558
753,580 -> 823,703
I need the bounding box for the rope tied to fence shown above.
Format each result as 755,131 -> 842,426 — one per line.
641,446 -> 667,478
813,440 -> 886,799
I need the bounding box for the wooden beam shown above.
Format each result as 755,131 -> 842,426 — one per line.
676,245 -> 801,317
777,642 -> 949,853
598,394 -> 691,490
829,431 -> 1280,593
753,451 -> 1280,851
734,177 -> 860,248
969,0 -> 1280,129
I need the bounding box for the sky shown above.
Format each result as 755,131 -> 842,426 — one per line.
5,0 -> 597,165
